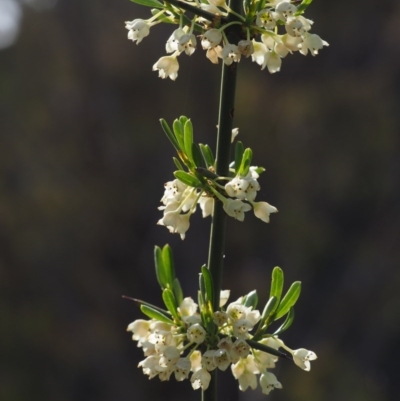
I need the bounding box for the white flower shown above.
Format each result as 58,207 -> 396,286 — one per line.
190,350 -> 202,372
201,29 -> 222,49
274,1 -> 297,21
138,355 -> 160,379
285,17 -> 306,37
231,128 -> 239,142
179,34 -> 197,56
221,44 -> 241,65
161,179 -> 187,205
299,33 -> 329,56
223,199 -> 252,221
292,348 -> 317,371
251,201 -> 278,223
199,195 -> 214,217
219,289 -> 230,306
159,346 -> 180,367
214,348 -> 231,371
187,323 -> 207,344
251,41 -> 268,68
157,211 -> 191,239
175,358 -> 191,381
206,45 -> 222,64
125,19 -> 150,44
231,355 -> 260,391
152,55 -> 179,80
166,28 -> 186,53
260,371 -> 282,395
264,51 -> 282,73
127,319 -> 150,342
202,350 -> 217,371
191,368 -> 211,390
225,177 -> 249,199
238,40 -> 254,58
256,9 -> 276,30
178,297 -> 198,317
213,311 -> 228,327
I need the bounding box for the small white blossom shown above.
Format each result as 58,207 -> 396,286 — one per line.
299,33 -> 329,56
125,19 -> 150,44
292,348 -> 317,371
201,29 -> 222,50
223,199 -> 252,221
153,55 -> 179,81
166,28 -> 186,53
174,358 -> 191,381
178,34 -> 197,56
214,348 -> 231,371
187,323 -> 207,344
199,195 -> 214,217
238,40 -> 254,58
191,368 -> 211,390
219,289 -> 231,307
157,211 -> 191,239
274,1 -> 297,21
260,371 -> 282,395
127,319 -> 150,342
251,201 -> 278,223
221,44 -> 241,65
202,350 -> 217,371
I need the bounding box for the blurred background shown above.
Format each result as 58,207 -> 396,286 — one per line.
1,0 -> 399,400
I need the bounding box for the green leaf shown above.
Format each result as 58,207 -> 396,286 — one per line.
122,296 -> 170,316
173,157 -> 184,171
270,266 -> 284,307
192,143 -> 204,168
275,281 -> 302,320
179,116 -> 188,126
160,119 -> 180,151
173,119 -> 185,150
199,144 -> 215,168
234,141 -> 244,174
273,308 -> 295,336
296,0 -> 313,15
261,296 -> 278,322
253,166 -> 265,176
239,148 -> 253,177
184,120 -> 194,163
154,246 -> 168,289
174,170 -> 202,187
140,305 -> 174,324
173,278 -> 183,306
201,265 -> 214,307
150,8 -> 177,24
162,288 -> 180,320
130,0 -> 164,8
247,339 -> 291,360
195,167 -> 219,180
162,244 -> 175,289
243,290 -> 258,309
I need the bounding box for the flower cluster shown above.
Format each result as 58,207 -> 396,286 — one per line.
128,292 -> 316,394
158,167 -> 277,240
125,0 -> 328,79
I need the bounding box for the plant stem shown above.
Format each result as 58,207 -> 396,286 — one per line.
203,1 -> 242,401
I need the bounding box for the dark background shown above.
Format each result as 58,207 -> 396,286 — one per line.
1,1 -> 399,400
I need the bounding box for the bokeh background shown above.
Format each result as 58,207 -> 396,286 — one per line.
1,0 -> 400,400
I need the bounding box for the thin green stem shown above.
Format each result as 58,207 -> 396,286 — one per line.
203,1 -> 242,401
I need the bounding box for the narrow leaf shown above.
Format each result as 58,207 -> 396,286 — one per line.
130,0 -> 164,8
234,141 -> 244,174
160,119 -> 180,151
239,148 -> 253,177
243,290 -> 258,309
247,339 -> 291,360
154,246 -> 168,289
174,170 -> 202,187
270,266 -> 284,307
184,120 -> 194,163
199,144 -> 215,168
192,143 -> 204,168
196,167 -> 218,180
275,281 -> 302,320
122,296 -> 170,315
201,265 -> 214,307
140,305 -> 174,324
273,308 -> 295,336
261,296 -> 278,322
173,278 -> 184,306
162,244 -> 175,289
296,0 -> 313,15
162,288 -> 180,320
173,119 -> 185,150
179,116 -> 188,126
173,157 -> 184,171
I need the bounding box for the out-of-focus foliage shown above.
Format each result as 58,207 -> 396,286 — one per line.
1,1 -> 399,401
